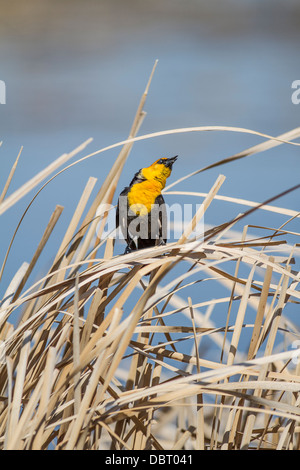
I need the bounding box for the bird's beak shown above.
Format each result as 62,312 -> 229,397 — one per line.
165,155 -> 178,168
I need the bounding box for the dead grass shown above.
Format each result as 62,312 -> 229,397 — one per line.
0,62 -> 300,450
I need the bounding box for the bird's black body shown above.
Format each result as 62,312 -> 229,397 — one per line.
116,185 -> 167,253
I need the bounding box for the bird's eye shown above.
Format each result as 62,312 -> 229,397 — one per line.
157,159 -> 164,164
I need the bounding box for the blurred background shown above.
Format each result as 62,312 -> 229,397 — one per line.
0,0 -> 300,309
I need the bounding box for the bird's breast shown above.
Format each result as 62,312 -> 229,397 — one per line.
127,180 -> 163,216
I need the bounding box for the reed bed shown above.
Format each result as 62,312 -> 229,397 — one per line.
0,63 -> 300,450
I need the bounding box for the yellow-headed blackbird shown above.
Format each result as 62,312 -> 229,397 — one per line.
116,156 -> 178,253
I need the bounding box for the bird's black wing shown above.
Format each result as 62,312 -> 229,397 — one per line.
116,186 -> 130,241
154,194 -> 167,245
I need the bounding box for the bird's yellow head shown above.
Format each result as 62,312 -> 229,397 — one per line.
141,156 -> 178,187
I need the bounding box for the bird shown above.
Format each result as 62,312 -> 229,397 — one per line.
116,156 -> 178,253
